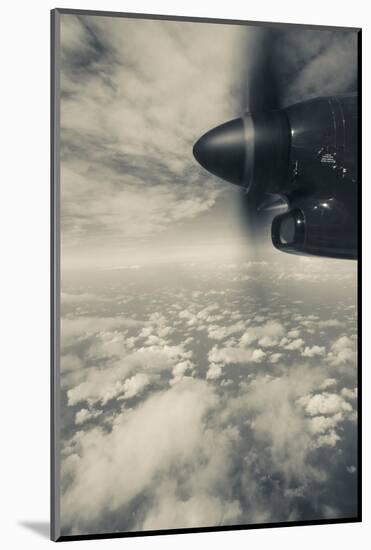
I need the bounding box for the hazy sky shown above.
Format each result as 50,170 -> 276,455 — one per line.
59,15 -> 357,270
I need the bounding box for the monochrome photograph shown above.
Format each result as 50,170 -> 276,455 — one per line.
51,9 -> 360,540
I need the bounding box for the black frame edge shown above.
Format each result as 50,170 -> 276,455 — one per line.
51,7 -> 61,543
56,517 -> 361,543
54,7 -> 360,32
50,8 -> 55,542
356,27 -> 362,523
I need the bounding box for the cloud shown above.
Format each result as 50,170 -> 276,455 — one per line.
66,343 -> 190,406
269,353 -> 283,364
234,370 -> 326,481
206,363 -> 223,380
283,338 -> 305,351
62,378 -> 234,531
61,315 -> 140,347
170,360 -> 194,385
297,392 -> 353,417
142,487 -> 241,531
341,387 -> 357,400
272,28 -> 358,106
317,320 -> 343,329
59,14 -> 259,266
207,321 -> 246,341
61,291 -> 109,304
251,349 -> 267,362
75,408 -> 102,425
61,353 -> 84,373
60,280 -> 358,534
58,251 -> 359,534
240,365 -> 357,470
63,364 -> 353,535
302,345 -> 326,358
320,378 -> 337,390
327,336 -> 357,367
208,345 -> 266,366
240,321 -> 285,348
119,373 -> 150,400
308,414 -> 343,435
316,431 -> 341,448
275,260 -> 356,286
288,329 -> 301,338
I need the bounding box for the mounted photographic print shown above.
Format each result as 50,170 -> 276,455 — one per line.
51,8 -> 361,542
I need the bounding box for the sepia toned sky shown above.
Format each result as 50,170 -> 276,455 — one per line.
59,14 -> 357,270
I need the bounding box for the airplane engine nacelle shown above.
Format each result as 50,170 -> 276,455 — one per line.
193,94 -> 358,260
271,195 -> 357,259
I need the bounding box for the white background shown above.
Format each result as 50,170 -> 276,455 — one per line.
1,0 -> 369,547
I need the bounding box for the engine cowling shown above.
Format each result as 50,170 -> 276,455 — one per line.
271,195 -> 357,259
193,95 -> 358,260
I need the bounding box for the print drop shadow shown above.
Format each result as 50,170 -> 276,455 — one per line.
19,521 -> 49,539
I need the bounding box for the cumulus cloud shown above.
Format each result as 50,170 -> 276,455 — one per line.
61,315 -> 139,347
251,349 -> 267,362
297,392 -> 353,417
269,353 -> 283,364
208,345 -> 266,366
341,387 -> 357,400
62,356 -> 358,535
75,408 -> 102,425
66,342 -> 190,406
320,378 -> 337,390
170,360 -> 194,385
328,336 -> 357,367
59,265 -> 358,534
119,373 -> 150,400
142,488 -> 241,531
59,252 -> 359,534
283,338 -> 305,351
234,369 -> 332,480
308,414 -> 343,435
302,345 -> 326,358
240,321 -> 285,348
287,329 -> 301,338
206,363 -> 223,380
62,378 -> 233,531
207,321 -> 246,341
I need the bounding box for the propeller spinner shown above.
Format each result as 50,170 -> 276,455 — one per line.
193,111 -> 290,203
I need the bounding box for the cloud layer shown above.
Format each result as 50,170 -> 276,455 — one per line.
59,257 -> 358,535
